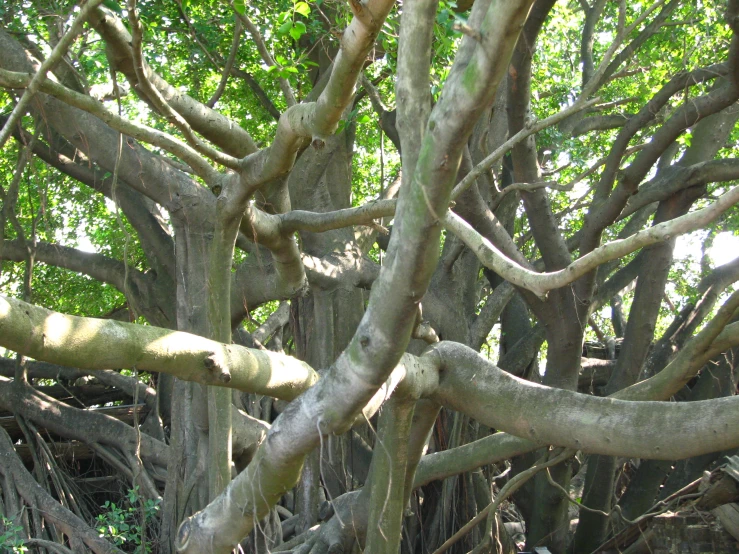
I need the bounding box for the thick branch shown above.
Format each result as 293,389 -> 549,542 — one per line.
0,294 -> 318,400
432,342 -> 739,459
89,8 -> 259,157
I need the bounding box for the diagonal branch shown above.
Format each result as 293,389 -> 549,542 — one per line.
1,239 -> 145,294
90,8 -> 259,157
0,66 -> 220,182
126,0 -> 241,170
235,8 -> 298,108
0,0 -> 105,150
445,184 -> 739,299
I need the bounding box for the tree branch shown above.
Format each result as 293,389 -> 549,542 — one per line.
0,294 -> 318,400
89,8 -> 259,157
0,0 -> 105,150
445,184 -> 739,298
0,66 -> 222,182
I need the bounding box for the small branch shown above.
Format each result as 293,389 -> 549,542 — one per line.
279,199 -> 397,234
0,0 -> 105,150
206,16 -> 242,108
359,73 -> 389,114
431,448 -> 574,554
127,0 -> 240,171
588,316 -> 607,343
490,180 -> 568,211
451,98 -> 600,200
452,22 -> 481,42
444,184 -> 739,299
252,302 -> 291,345
0,67 -> 220,181
234,7 -> 298,107
1,238 -> 146,296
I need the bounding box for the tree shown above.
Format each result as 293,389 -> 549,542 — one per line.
1,0 -> 738,552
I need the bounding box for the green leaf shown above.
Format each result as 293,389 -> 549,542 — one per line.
278,21 -> 293,36
294,2 -> 311,17
290,20 -> 307,40
102,0 -> 123,13
234,0 -> 246,15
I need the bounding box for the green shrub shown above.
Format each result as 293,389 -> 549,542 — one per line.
96,487 -> 160,553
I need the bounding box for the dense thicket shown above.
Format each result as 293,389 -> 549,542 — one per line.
1,0 -> 738,553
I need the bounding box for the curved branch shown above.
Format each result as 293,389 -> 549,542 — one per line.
1,239 -> 145,293
89,8 -> 259,157
432,341 -> 739,459
445,183 -> 739,298
279,199 -> 397,234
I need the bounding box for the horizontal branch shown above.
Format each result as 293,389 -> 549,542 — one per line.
279,199 -> 397,234
1,239 -> 143,293
432,341 -> 739,460
445,184 -> 739,298
621,158 -> 739,219
0,294 -> 318,400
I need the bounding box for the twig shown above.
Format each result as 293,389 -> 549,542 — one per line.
451,98 -> 600,200
0,0 -> 105,150
234,5 -> 298,107
490,180 -> 568,211
431,448 -> 574,554
127,0 -> 239,171
206,16 -> 243,108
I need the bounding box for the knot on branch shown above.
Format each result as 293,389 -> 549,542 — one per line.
311,137 -> 326,150
348,0 -> 375,27
175,519 -> 191,552
452,22 -> 481,42
204,352 -> 232,383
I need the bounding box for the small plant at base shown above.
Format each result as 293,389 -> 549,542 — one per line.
95,487 -> 160,553
0,517 -> 28,553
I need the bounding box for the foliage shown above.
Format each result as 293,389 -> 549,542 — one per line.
95,488 -> 160,553
0,518 -> 28,554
